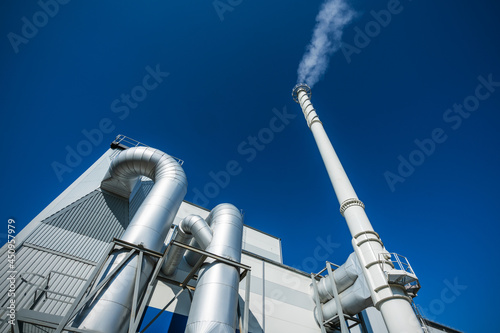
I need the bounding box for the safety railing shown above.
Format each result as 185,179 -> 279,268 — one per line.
110,134 -> 184,165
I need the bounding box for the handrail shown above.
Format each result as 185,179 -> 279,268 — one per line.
110,135 -> 184,165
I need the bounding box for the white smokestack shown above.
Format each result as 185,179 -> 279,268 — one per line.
297,0 -> 355,88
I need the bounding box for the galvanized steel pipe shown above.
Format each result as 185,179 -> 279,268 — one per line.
313,253 -> 361,303
185,203 -> 244,333
162,214 -> 213,276
73,146 -> 187,333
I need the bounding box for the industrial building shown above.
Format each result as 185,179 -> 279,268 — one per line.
0,86 -> 463,332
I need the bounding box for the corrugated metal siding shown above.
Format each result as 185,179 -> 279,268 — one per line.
0,247 -> 94,332
0,189 -> 131,332
38,190 -> 129,242
25,224 -> 110,263
130,180 -> 154,220
24,190 -> 128,262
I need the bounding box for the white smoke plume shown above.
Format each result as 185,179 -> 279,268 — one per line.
297,0 -> 355,87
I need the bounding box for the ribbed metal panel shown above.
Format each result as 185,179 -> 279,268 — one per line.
21,323 -> 55,333
0,189 -> 131,332
129,179 -> 154,220
0,247 -> 94,332
39,190 -> 128,241
24,190 -> 128,262
25,224 -> 110,263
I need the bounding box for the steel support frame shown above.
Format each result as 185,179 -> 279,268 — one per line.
44,238 -> 165,333
14,238 -> 251,333
138,240 -> 252,333
326,261 -> 349,333
311,262 -> 362,333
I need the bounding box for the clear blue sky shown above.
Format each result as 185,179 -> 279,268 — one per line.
1,0 -> 499,332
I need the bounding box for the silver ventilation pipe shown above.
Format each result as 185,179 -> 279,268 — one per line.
185,203 -> 244,333
184,238 -> 204,266
183,213 -> 216,267
73,146 -> 187,333
312,253 -> 361,303
314,275 -> 372,331
162,214 -> 213,276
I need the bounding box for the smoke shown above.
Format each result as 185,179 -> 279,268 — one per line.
297,0 -> 355,87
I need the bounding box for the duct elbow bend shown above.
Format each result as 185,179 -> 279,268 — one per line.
162,215 -> 212,277
75,146 -> 187,333
101,146 -> 188,252
179,214 -> 213,249
102,146 -> 187,199
206,203 -> 244,261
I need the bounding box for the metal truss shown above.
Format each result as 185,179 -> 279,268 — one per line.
14,238 -> 251,333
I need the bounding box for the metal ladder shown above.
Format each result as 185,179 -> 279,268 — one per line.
411,301 -> 431,333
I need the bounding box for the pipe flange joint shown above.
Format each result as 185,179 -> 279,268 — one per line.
292,83 -> 311,103
340,198 -> 365,216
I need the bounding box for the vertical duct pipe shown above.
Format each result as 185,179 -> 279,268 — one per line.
162,214 -> 213,276
292,84 -> 423,333
185,203 -> 244,333
73,147 -> 187,333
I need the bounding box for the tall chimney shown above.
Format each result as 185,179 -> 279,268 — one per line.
292,83 -> 423,333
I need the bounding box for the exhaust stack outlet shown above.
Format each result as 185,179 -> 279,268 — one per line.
185,203 -> 244,333
73,147 -> 187,333
292,84 -> 423,333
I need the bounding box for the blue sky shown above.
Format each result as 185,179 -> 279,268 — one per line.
1,0 -> 499,331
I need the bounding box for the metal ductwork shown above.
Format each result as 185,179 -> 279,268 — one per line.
314,275 -> 372,331
183,212 -> 216,267
185,203 -> 244,333
162,214 -> 213,276
311,253 -> 372,332
72,146 -> 187,332
312,253 -> 361,303
184,238 -> 205,266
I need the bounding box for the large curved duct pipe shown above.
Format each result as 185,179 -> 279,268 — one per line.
185,203 -> 244,333
314,275 -> 372,330
73,147 -> 187,333
312,253 -> 361,303
162,214 -> 213,276
183,213 -> 216,267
